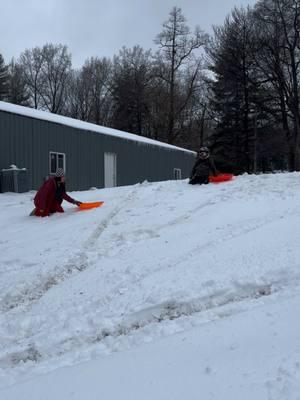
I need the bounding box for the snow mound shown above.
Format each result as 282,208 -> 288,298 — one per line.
1,173 -> 300,398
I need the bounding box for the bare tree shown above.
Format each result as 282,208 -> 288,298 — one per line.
19,47 -> 43,109
39,44 -> 72,113
273,0 -> 300,170
154,7 -> 208,144
65,69 -> 91,120
253,0 -> 300,170
86,57 -> 112,125
19,44 -> 72,113
65,57 -> 112,126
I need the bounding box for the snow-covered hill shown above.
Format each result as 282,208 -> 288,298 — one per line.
1,173 -> 300,399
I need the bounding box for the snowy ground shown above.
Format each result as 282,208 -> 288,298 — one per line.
0,173 -> 300,399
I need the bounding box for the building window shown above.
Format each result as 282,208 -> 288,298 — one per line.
173,168 -> 182,180
49,152 -> 66,175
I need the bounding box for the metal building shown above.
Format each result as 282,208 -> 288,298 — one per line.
0,101 -> 196,191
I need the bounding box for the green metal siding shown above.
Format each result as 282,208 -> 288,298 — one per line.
0,109 -> 196,191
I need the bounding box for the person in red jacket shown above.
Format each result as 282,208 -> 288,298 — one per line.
32,168 -> 81,217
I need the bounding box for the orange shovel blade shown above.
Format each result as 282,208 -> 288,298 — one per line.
79,201 -> 104,210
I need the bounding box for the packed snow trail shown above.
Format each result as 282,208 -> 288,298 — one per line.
0,173 -> 300,388
2,285 -> 300,400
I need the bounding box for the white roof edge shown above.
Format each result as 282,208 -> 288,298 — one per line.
0,101 -> 196,155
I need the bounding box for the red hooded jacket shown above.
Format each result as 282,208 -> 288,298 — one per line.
34,177 -> 76,215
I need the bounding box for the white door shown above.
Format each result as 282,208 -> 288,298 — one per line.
104,152 -> 117,188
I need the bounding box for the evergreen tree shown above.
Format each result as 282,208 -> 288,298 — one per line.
7,59 -> 30,106
111,46 -> 153,136
208,7 -> 262,173
0,53 -> 9,100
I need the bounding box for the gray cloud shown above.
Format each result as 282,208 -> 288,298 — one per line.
1,0 -> 258,68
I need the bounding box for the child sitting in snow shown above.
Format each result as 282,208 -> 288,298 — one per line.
31,168 -> 81,217
189,147 -> 218,185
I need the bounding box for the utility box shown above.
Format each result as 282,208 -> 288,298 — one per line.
0,165 -> 29,193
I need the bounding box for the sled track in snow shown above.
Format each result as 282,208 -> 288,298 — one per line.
0,185 -> 230,313
163,207 -> 300,273
3,187 -> 297,313
0,188 -> 140,313
0,282 -> 276,368
91,283 -> 274,341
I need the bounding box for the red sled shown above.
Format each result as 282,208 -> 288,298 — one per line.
209,173 -> 234,184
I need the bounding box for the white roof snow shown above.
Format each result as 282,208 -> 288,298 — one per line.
0,101 -> 196,155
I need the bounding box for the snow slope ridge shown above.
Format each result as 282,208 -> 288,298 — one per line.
0,172 -> 300,396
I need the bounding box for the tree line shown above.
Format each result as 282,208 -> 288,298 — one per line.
1,1 -> 300,173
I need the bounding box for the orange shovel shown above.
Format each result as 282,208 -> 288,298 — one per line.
78,201 -> 104,210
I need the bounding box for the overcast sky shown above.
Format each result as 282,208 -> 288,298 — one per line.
1,0 -> 258,68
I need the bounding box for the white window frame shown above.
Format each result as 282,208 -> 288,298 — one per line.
173,168 -> 182,180
49,151 -> 66,175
